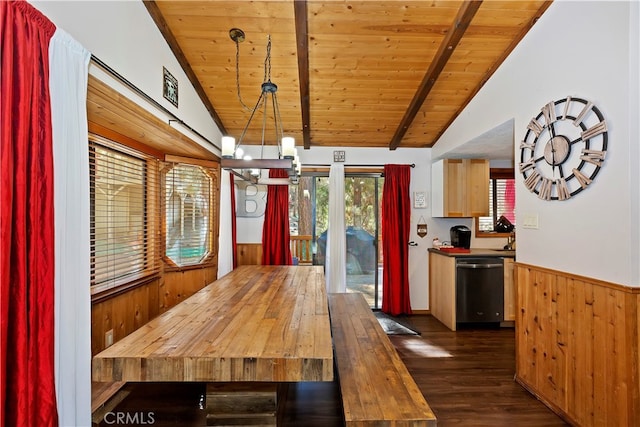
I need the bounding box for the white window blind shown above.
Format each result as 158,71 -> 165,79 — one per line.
90,136 -> 161,293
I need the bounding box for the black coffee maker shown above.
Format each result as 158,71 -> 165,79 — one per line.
450,225 -> 471,249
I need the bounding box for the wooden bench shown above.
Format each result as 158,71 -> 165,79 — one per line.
91,381 -> 128,426
328,293 -> 437,426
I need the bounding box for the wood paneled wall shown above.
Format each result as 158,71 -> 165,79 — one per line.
160,266 -> 218,312
515,263 -> 640,426
91,265 -> 217,355
237,243 -> 263,266
91,279 -> 160,356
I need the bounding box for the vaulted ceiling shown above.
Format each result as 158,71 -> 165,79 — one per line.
143,0 -> 551,151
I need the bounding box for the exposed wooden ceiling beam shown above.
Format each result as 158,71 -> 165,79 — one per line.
388,0 -> 482,151
143,0 -> 227,135
294,0 -> 311,150
428,1 -> 554,147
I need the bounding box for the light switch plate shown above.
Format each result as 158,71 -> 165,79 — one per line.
522,213 -> 539,229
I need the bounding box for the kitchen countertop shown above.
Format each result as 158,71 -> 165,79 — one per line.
428,248 -> 515,258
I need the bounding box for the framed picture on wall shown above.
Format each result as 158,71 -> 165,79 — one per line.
163,67 -> 178,108
413,191 -> 427,209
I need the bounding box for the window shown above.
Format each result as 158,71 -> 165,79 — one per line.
90,137 -> 161,294
476,168 -> 515,236
288,172 -> 384,308
164,162 -> 216,267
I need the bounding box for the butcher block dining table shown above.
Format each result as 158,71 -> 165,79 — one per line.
92,265 -> 334,425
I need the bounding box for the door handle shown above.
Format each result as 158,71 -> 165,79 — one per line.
457,263 -> 503,269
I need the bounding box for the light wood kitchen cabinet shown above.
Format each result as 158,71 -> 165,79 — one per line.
431,158 -> 489,217
428,251 -> 457,331
503,257 -> 515,321
429,250 -> 515,330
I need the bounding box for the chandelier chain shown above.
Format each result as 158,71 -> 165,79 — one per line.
264,35 -> 272,83
234,38 -> 251,112
222,30 -> 300,185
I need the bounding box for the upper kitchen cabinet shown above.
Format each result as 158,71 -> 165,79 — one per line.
432,159 -> 489,217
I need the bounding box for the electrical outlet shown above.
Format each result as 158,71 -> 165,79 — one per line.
105,329 -> 114,347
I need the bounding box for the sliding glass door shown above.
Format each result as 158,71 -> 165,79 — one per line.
290,174 -> 383,308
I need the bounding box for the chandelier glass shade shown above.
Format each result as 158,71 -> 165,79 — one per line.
220,29 -> 301,185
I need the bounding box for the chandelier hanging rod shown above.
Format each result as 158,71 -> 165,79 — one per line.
233,81 -> 282,154
221,29 -> 301,185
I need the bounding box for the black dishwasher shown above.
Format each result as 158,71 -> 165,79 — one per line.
456,257 -> 504,324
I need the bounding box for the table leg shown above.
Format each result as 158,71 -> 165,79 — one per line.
205,382 -> 285,426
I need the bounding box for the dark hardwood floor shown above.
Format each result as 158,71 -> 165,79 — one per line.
391,316 -> 568,427
97,315 -> 567,427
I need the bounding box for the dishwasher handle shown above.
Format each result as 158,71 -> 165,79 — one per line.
457,263 -> 503,269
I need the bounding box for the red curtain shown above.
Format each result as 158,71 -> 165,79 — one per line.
381,164 -> 412,316
504,179 -> 516,223
230,172 -> 237,269
261,169 -> 291,265
1,2 -> 59,426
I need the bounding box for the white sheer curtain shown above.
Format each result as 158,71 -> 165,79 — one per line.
217,170 -> 234,278
49,30 -> 91,427
325,164 -> 346,293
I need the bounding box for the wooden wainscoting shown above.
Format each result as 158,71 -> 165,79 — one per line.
91,265 -> 217,355
237,239 -> 314,266
91,279 -> 161,356
161,265 -> 217,313
515,263 -> 640,426
237,243 -> 263,265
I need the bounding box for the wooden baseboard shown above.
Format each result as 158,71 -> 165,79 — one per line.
515,376 -> 576,426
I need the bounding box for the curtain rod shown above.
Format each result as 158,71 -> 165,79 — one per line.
304,163 -> 415,168
90,55 -> 220,151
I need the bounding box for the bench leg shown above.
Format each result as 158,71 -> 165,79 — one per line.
91,386 -> 131,427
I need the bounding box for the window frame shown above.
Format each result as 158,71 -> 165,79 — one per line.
162,163 -> 216,269
88,130 -> 221,301
474,168 -> 515,238
89,135 -> 162,296
161,155 -> 219,272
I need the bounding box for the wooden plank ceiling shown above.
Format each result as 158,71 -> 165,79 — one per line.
87,76 -> 218,160
145,0 -> 551,150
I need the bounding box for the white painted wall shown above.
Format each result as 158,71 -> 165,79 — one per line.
433,1 -> 640,286
630,0 -> 640,286
30,0 -> 223,153
30,0 -> 231,278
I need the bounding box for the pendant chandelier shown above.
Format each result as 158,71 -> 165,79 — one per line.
220,28 -> 301,185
